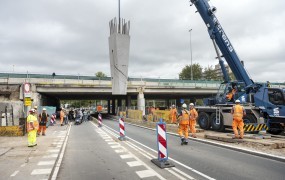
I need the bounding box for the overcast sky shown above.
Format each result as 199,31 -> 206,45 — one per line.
0,0 -> 284,82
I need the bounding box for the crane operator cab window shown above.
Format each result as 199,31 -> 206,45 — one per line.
225,82 -> 245,102
268,89 -> 285,106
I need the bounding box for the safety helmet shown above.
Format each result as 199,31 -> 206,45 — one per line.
235,100 -> 240,103
43,108 -> 47,111
172,104 -> 175,107
34,106 -> 38,109
189,103 -> 194,106
182,103 -> 187,108
29,109 -> 35,113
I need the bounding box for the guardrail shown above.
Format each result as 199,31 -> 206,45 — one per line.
0,73 -> 284,88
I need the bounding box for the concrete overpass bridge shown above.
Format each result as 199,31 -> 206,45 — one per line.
1,73 -> 284,114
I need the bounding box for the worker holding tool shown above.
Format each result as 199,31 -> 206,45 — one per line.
231,100 -> 246,139
189,103 -> 198,138
178,103 -> 190,145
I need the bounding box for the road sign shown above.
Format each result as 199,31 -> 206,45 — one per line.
23,83 -> 31,97
24,97 -> 32,106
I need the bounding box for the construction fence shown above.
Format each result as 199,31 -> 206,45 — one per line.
117,106 -> 174,124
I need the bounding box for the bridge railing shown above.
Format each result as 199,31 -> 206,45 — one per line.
1,73 -> 284,88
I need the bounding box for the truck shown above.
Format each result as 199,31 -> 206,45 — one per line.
190,0 -> 285,134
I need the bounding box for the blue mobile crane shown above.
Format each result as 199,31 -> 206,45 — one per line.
190,0 -> 285,134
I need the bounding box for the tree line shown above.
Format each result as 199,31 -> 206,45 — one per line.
179,63 -> 235,81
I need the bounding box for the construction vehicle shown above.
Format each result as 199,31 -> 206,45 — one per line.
190,0 -> 285,134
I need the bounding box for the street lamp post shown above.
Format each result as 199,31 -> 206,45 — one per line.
189,29 -> 193,80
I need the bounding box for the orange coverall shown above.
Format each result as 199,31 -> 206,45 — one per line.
170,108 -> 177,123
189,108 -> 198,137
226,88 -> 237,101
178,110 -> 190,139
231,104 -> 245,138
60,110 -> 64,125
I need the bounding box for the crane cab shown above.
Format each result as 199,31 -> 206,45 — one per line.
215,82 -> 246,104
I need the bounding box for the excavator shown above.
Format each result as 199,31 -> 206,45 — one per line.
190,0 -> 285,134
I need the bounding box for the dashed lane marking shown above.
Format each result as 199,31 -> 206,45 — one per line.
126,161 -> 143,167
91,122 -> 166,180
103,122 -> 214,180
31,168 -> 52,175
38,160 -> 55,166
47,149 -> 60,153
120,154 -> 133,159
136,170 -> 157,179
115,149 -> 126,153
10,170 -> 19,177
108,142 -> 118,145
43,154 -> 58,158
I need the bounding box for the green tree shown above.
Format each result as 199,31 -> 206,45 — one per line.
179,63 -> 202,80
203,66 -> 218,80
95,71 -> 107,78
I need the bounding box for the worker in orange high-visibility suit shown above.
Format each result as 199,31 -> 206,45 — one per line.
226,86 -> 237,102
189,103 -> 198,138
169,105 -> 177,123
178,103 -> 190,145
60,108 -> 64,126
231,100 -> 246,139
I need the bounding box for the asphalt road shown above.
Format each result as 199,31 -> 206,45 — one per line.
56,119 -> 285,180
102,119 -> 285,180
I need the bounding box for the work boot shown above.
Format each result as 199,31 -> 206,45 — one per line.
181,138 -> 185,145
42,134 -> 46,136
184,139 -> 188,145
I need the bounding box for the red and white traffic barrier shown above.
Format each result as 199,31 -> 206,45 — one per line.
151,118 -> 174,168
118,117 -> 126,141
98,113 -> 102,127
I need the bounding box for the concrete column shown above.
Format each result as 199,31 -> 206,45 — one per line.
126,95 -> 131,107
107,100 -> 111,114
112,98 -> 116,115
109,18 -> 130,95
137,92 -> 145,115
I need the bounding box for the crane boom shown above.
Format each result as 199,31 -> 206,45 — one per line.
191,0 -> 253,86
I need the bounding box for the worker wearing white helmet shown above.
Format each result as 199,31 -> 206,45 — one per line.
27,109 -> 39,147
189,103 -> 198,138
178,103 -> 190,145
231,100 -> 246,139
38,107 -> 49,136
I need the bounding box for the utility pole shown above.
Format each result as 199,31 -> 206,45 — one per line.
118,0 -> 121,33
189,29 -> 193,80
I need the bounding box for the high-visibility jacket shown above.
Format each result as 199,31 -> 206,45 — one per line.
232,104 -> 244,121
27,114 -> 39,132
180,110 -> 190,125
190,108 -> 198,121
60,110 -> 64,119
170,108 -> 177,119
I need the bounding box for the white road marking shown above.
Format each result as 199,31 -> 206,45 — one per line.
50,124 -> 71,180
166,169 -> 187,180
31,169 -> 52,175
104,139 -> 113,142
10,170 -> 19,177
103,122 -> 215,180
120,154 -> 133,159
115,149 -> 126,153
20,163 -> 26,167
136,170 -> 156,178
108,142 -> 118,145
37,160 -> 55,166
111,145 -> 121,149
172,167 -> 195,180
47,149 -> 60,153
43,154 -> 58,158
91,121 -> 166,180
52,142 -> 62,145
126,161 -> 143,167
